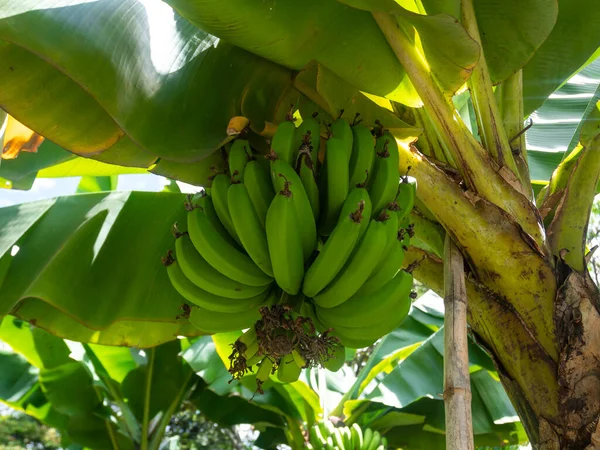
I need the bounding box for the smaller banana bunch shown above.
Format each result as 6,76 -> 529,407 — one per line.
227,304 -> 345,390
307,421 -> 387,450
163,111 -> 416,352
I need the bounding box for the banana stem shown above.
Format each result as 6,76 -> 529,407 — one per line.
140,349 -> 155,450
443,235 -> 474,450
374,11 -> 544,245
414,107 -> 453,166
460,0 -> 522,183
497,70 -> 533,199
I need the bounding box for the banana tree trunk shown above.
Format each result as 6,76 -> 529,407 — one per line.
372,12 -> 600,447
400,144 -> 600,449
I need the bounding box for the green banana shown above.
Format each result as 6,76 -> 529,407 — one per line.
186,193 -> 233,245
369,131 -> 400,219
166,260 -> 269,313
367,431 -> 382,450
330,117 -> 353,161
297,151 -> 320,221
395,175 -> 417,222
238,327 -> 259,359
318,137 -> 350,235
356,232 -> 405,297
187,197 -> 273,287
303,188 -> 369,298
311,425 -> 327,450
296,114 -> 321,165
363,428 -> 374,450
332,427 -> 345,450
341,427 -> 352,450
271,120 -> 298,166
244,160 -> 275,228
330,331 -> 379,349
265,183 -> 305,295
349,124 -> 376,188
325,436 -> 335,450
292,349 -> 306,369
323,344 -> 346,372
256,357 -> 274,382
351,424 -> 364,450
210,174 -> 241,244
188,303 -> 262,333
228,182 -> 274,277
228,139 -> 251,182
276,353 -> 302,383
317,270 -> 413,329
175,234 -> 269,299
271,158 -> 317,260
314,217 -> 388,308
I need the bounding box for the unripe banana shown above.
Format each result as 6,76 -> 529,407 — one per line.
166,259 -> 269,313
265,183 -> 305,295
356,231 -> 410,296
271,159 -> 317,260
314,217 -> 387,308
228,182 -> 274,277
187,197 -> 273,287
292,349 -> 306,369
395,176 -> 417,222
367,431 -> 382,450
186,193 -> 234,245
310,425 -> 327,450
271,120 -> 297,166
228,139 -> 251,182
188,303 -> 262,333
351,424 -> 364,450
349,124 -> 376,188
296,114 -> 321,166
303,188 -> 369,298
210,174 -> 241,244
297,151 -> 320,221
238,327 -> 259,359
276,353 -> 302,383
340,427 -> 352,450
317,270 -> 413,329
323,344 -> 345,372
318,137 -> 350,235
244,160 -> 275,228
256,357 -> 274,382
332,427 -> 345,450
174,235 -> 270,299
363,428 -> 374,450
330,117 -> 353,161
369,131 -> 400,219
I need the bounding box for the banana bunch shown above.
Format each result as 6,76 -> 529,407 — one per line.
164,113 -> 416,352
307,421 -> 387,450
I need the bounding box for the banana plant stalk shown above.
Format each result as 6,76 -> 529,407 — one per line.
443,235 -> 474,450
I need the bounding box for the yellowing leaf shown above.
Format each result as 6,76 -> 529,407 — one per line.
2,115 -> 44,159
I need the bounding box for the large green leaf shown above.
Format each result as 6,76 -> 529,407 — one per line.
164,0 -> 417,104
523,0 -> 600,115
0,191 -> 202,346
0,0 -> 294,168
121,340 -> 194,425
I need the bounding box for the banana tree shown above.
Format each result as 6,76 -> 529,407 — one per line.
1,1 -> 600,448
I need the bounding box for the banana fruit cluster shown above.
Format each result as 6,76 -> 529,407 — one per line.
308,421 -> 387,450
164,114 -> 416,350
